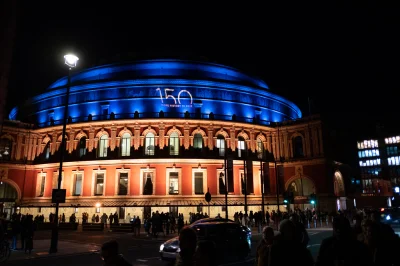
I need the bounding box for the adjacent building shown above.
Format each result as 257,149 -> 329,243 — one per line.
0,59 -> 348,221
356,136 -> 400,208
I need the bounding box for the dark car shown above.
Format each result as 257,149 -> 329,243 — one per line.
159,220 -> 251,262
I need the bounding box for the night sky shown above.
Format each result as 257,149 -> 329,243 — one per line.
6,3 -> 400,166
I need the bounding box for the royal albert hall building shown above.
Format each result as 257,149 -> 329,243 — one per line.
0,59 -> 348,221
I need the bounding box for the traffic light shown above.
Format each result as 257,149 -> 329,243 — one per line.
283,192 -> 290,204
309,193 -> 316,205
283,192 -> 294,204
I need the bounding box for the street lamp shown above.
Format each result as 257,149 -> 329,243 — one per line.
49,54 -> 79,253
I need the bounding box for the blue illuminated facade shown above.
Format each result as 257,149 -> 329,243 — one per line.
9,59 -> 301,127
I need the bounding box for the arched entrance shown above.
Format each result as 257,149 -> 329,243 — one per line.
285,175 -> 316,210
0,182 -> 19,219
334,171 -> 346,211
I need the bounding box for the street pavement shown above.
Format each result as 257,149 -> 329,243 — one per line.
3,227 -> 334,266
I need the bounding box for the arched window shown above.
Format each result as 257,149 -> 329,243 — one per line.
194,133 -> 203,149
216,135 -> 225,157
238,136 -> 246,158
256,139 -> 264,159
121,133 -> 131,156
169,132 -> 179,155
79,137 -> 86,157
98,135 -> 108,158
293,136 -> 304,158
0,138 -> 12,161
44,142 -> 51,160
145,132 -> 155,156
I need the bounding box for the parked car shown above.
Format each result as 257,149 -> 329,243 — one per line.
159,220 -> 251,262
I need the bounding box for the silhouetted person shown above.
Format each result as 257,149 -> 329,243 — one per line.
101,240 -> 131,266
175,226 -> 197,266
316,216 -> 373,266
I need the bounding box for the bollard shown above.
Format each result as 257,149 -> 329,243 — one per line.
320,217 -> 323,227
307,220 -> 310,229
326,217 -> 329,226
314,219 -> 317,228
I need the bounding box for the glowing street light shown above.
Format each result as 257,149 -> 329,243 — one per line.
95,202 -> 101,208
64,54 -> 79,68
49,53 -> 79,254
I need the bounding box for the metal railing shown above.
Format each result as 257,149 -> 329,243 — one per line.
36,111 -> 272,128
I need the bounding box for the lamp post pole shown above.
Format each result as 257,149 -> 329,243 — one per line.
49,54 -> 78,253
260,157 -> 265,224
224,141 -> 228,219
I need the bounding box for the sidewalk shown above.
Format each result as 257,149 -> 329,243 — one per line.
8,239 -> 100,261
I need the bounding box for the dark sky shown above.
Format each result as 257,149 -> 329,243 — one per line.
6,2 -> 400,165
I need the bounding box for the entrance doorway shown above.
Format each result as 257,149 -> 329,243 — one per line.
143,206 -> 151,220
0,182 -> 18,219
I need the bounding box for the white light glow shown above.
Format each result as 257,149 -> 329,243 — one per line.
64,54 -> 79,68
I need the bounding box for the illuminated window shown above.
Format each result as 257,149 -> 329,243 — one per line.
194,133 -> 203,149
168,171 -> 179,195
194,172 -> 204,194
73,173 -> 83,196
0,138 -> 12,161
238,137 -> 246,158
118,172 -> 128,195
121,133 -> 131,156
94,172 -> 104,195
169,132 -> 179,156
256,139 -> 264,159
98,135 -> 108,158
216,135 -> 225,157
37,173 -> 46,197
79,137 -> 86,157
145,132 -> 155,156
52,172 -> 63,189
142,171 -> 154,195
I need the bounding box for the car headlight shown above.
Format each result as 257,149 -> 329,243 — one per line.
386,215 -> 391,221
160,244 -> 164,251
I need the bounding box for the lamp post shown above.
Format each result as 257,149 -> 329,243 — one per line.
49,54 -> 79,253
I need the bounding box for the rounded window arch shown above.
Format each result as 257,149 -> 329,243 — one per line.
78,137 -> 87,157
145,132 -> 155,156
216,135 -> 225,156
194,133 -> 203,149
121,133 -> 131,156
98,135 -> 108,158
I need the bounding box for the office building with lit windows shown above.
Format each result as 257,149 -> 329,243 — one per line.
357,137 -> 399,206
0,59 -> 347,220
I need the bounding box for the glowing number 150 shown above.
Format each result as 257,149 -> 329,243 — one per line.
156,88 -> 193,104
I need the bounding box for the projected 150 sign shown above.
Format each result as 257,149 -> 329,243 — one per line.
156,88 -> 193,108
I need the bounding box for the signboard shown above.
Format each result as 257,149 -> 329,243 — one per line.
51,189 -> 66,203
155,88 -> 193,108
263,162 -> 270,194
227,157 -> 234,192
246,160 -> 254,193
